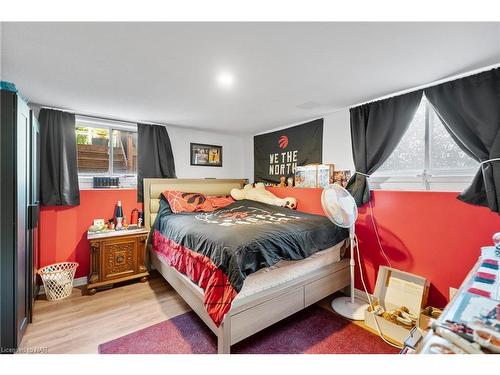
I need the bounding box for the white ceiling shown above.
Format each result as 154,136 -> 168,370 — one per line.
1,22 -> 499,134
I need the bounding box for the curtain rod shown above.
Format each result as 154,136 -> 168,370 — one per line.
350,62 -> 500,109
36,103 -> 166,127
35,103 -> 237,135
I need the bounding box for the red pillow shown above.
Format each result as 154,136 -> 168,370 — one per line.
163,191 -> 234,213
192,195 -> 234,212
206,195 -> 234,209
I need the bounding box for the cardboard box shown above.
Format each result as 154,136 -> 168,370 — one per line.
364,266 -> 429,345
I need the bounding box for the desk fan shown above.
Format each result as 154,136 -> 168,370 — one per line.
321,184 -> 369,320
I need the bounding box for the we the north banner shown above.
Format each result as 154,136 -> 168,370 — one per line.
254,118 -> 323,184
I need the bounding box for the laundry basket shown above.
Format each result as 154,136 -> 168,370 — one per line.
38,262 -> 79,301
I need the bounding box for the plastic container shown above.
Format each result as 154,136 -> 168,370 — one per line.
38,262 -> 79,301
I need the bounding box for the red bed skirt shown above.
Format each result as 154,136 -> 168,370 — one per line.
152,230 -> 237,326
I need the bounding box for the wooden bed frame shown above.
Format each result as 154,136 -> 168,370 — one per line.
144,178 -> 350,354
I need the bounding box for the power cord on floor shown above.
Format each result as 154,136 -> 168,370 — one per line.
354,234 -> 403,350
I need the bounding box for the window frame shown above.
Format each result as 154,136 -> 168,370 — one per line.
75,116 -> 138,189
370,97 -> 478,192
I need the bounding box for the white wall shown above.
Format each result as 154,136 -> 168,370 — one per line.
30,103 -> 352,184
242,135 -> 255,183
321,110 -> 354,171
30,103 -> 252,182
247,110 -> 354,182
167,125 -> 250,180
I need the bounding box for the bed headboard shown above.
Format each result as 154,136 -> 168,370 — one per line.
143,178 -> 247,229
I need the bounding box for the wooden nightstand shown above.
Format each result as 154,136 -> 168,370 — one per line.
86,228 -> 150,295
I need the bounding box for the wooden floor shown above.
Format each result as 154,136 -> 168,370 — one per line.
20,272 -> 385,354
20,273 -> 190,354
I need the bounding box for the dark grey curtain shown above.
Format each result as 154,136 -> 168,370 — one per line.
39,108 -> 80,206
424,68 -> 500,213
346,90 -> 424,206
137,123 -> 176,202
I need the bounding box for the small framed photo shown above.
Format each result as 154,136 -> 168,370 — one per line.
190,143 -> 223,167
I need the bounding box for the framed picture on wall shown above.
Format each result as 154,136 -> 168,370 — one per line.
190,143 -> 223,167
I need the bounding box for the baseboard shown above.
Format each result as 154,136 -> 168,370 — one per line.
339,285 -> 373,304
37,276 -> 370,300
353,287 -> 372,304
38,276 -> 88,296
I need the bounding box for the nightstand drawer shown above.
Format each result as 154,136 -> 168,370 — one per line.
101,238 -> 139,280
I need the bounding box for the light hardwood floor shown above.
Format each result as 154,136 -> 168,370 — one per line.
20,272 -> 386,354
20,273 -> 190,354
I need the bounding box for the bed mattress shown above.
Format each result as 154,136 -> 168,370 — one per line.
153,239 -> 347,305
235,240 -> 345,300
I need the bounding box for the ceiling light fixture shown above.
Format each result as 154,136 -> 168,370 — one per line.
216,71 -> 235,88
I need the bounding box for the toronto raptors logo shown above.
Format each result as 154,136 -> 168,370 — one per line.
195,205 -> 302,227
278,135 -> 288,149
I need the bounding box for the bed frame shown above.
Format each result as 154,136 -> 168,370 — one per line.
144,178 -> 350,354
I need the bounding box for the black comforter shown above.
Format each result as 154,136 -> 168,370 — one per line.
153,196 -> 348,290
151,196 -> 348,325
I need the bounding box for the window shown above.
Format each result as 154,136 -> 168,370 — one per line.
76,116 -> 137,188
371,96 -> 478,191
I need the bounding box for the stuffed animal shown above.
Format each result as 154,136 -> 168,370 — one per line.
279,176 -> 286,187
230,183 -> 297,209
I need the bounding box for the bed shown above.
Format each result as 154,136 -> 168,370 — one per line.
144,178 -> 351,353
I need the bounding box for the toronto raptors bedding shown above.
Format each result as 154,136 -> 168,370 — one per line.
151,194 -> 348,326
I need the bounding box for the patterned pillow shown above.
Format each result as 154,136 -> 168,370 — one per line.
159,193 -> 174,215
164,191 -> 209,213
163,191 -> 234,213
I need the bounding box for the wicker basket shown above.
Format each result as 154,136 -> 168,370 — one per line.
38,262 -> 79,301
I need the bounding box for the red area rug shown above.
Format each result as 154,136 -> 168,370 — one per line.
98,305 -> 398,354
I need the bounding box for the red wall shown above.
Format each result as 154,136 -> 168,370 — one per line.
40,187 -> 500,308
39,189 -> 142,279
268,187 -> 500,308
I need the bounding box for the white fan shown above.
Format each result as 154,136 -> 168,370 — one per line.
321,184 -> 369,320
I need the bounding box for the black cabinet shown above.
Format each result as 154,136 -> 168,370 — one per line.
0,88 -> 39,352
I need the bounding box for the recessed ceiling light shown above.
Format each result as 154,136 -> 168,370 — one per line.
216,72 -> 235,88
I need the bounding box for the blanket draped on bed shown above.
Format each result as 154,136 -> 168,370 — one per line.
152,198 -> 348,326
